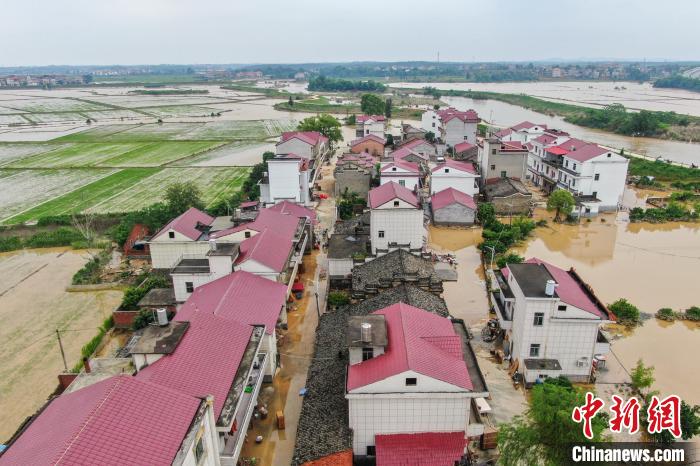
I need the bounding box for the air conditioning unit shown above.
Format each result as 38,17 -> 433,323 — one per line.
576,357 -> 589,367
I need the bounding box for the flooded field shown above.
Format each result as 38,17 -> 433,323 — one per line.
0,248 -> 123,442
391,81 -> 700,116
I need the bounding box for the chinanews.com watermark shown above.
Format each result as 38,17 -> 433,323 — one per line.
569,443 -> 695,464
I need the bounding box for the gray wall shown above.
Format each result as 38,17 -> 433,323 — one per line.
335,169 -> 371,199
433,203 -> 476,226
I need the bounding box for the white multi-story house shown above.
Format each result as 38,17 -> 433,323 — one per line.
528,136 -> 629,215
356,114 -> 386,138
275,131 -> 329,161
430,159 -> 479,196
345,303 -> 488,459
259,153 -> 311,206
380,159 -> 421,191
170,242 -> 238,302
368,182 -> 424,254
490,258 -> 614,385
494,121 -> 548,143
421,107 -> 479,147
479,137 -> 529,186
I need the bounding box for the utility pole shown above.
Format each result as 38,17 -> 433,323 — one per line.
315,291 -> 321,319
56,329 -> 68,371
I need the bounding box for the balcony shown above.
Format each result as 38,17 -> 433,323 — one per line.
594,330 -> 610,356
491,290 -> 512,330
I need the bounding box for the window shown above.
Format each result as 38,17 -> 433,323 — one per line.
594,173 -> 600,181
405,377 -> 417,386
533,312 -> 544,326
185,282 -> 194,293
558,304 -> 567,311
391,167 -> 397,171
464,136 -> 469,140
367,446 -> 376,456
571,179 -> 576,187
529,344 -> 540,357
444,168 -> 450,173
378,230 -> 385,238
244,231 -> 251,238
592,191 -> 598,198
500,171 -> 507,178
432,122 -> 436,128
168,231 -> 175,239
607,153 -> 611,158
492,149 -> 497,155
573,163 -> 577,171
362,347 -> 374,361
398,181 -> 405,188
194,436 -> 205,463
490,164 -> 496,170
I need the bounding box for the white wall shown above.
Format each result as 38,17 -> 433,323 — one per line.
443,119 -> 477,147
370,205 -> 424,253
234,259 -> 281,283
380,174 -> 420,191
172,273 -> 214,302
348,346 -> 385,365
431,169 -> 479,196
347,390 -> 471,455
421,110 -> 440,134
267,160 -> 303,204
329,257 -> 353,277
178,402 -> 221,466
276,139 -> 313,159
150,241 -> 211,270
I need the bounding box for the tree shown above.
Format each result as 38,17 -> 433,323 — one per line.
547,189 -> 576,222
288,95 -> 294,107
384,97 -> 392,118
608,298 -> 641,325
647,401 -> 700,443
496,252 -> 524,269
425,131 -> 436,143
360,93 -> 385,115
164,182 -> 204,215
476,203 -> 496,227
297,114 -> 343,145
498,380 -> 608,466
630,359 -> 655,394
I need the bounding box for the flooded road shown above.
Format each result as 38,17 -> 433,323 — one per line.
0,248 -> 123,442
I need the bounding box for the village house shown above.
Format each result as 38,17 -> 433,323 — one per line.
349,134 -> 385,157
351,249 -> 442,299
355,115 -> 386,138
368,182 -> 424,255
391,137 -> 437,161
483,178 -> 533,215
400,123 -> 427,141
528,136 -> 629,215
421,107 -> 479,147
431,187 -> 477,226
494,121 -> 548,143
452,140 -> 478,161
478,137 -> 529,187
334,153 -> 375,200
346,303 -> 488,461
380,159 -> 421,191
275,131 -> 329,162
489,258 -> 614,385
328,233 -> 371,288
0,375 -> 222,466
177,270 -> 288,381
170,242 -> 239,302
259,153 -> 312,206
430,159 -> 479,196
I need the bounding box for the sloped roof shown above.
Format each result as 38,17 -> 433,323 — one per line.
235,228 -> 293,272
533,133 -> 559,145
453,141 -> 476,153
556,137 -> 589,153
395,137 -> 434,151
267,200 -> 318,224
431,158 -> 477,175
346,303 -> 473,391
512,121 -> 547,131
136,312 -> 253,420
278,131 -> 328,146
437,107 -> 479,123
356,114 -> 386,123
562,143 -> 610,163
368,182 -> 419,208
494,127 -> 513,138
381,159 -> 420,175
178,271 -> 287,335
431,187 -> 476,211
390,146 -> 428,162
350,134 -> 386,147
211,208 -> 301,240
274,153 -> 311,170
500,140 -> 527,151
1,375 -> 201,466
151,207 -> 214,241
546,146 -> 569,156
375,431 -> 466,466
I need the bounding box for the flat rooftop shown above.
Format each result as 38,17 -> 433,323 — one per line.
347,315 -> 387,347
328,234 -> 369,259
206,242 -> 239,257
508,262 -> 557,299
524,359 -> 562,371
171,258 -> 210,274
137,288 -> 175,308
131,321 -> 190,355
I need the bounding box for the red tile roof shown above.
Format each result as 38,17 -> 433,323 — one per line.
437,107 -> 479,123
545,146 -> 569,156
1,375 -> 201,466
500,141 -> 527,152
268,200 -> 317,224
350,134 -> 386,147
556,137 -> 589,153
453,141 -> 476,153
136,312 -> 254,420
431,188 -> 476,211
533,133 -> 558,145
395,137 -> 434,151
151,207 -> 214,241
346,303 -> 473,391
278,131 -> 328,146
511,121 -> 547,131
356,114 -> 386,123
431,159 -> 477,175
275,153 -> 311,170
301,450 -> 353,466
375,431 -> 466,466
178,271 -> 287,335
391,146 -> 428,162
381,159 -> 420,174
211,208 -> 301,240
235,228 -> 293,272
562,143 -> 609,163
368,182 -> 419,209
494,127 -> 513,138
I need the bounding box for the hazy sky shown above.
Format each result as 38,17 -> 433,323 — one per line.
2,0 -> 699,66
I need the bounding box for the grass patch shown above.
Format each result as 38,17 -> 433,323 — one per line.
98,141 -> 225,167
628,158 -> 700,183
6,142 -> 146,168
72,248 -> 111,285
129,89 -> 209,95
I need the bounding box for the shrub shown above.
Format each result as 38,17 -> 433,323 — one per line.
685,306 -> 700,321
655,308 -> 676,321
328,291 -> 350,307
0,236 -> 22,252
609,298 -> 641,325
120,275 -> 171,310
72,249 -> 111,285
132,308 -> 176,330
496,253 -> 524,269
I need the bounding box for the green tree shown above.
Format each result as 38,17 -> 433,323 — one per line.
164,182 -> 204,216
647,401 -> 700,443
384,97 -> 392,118
498,380 -> 608,465
496,252 -> 524,269
547,189 -> 576,222
288,95 -> 294,106
425,131 -> 436,143
609,298 -> 641,325
360,93 -> 385,115
476,203 -> 496,227
630,359 -> 655,394
297,114 -> 343,145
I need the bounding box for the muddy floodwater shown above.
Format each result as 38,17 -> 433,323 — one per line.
0,248 -> 123,442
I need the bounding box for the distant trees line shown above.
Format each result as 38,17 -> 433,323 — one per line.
307,76 -> 386,92
653,75 -> 700,93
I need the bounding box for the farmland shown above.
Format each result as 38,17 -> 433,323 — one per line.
0,85 -> 302,224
